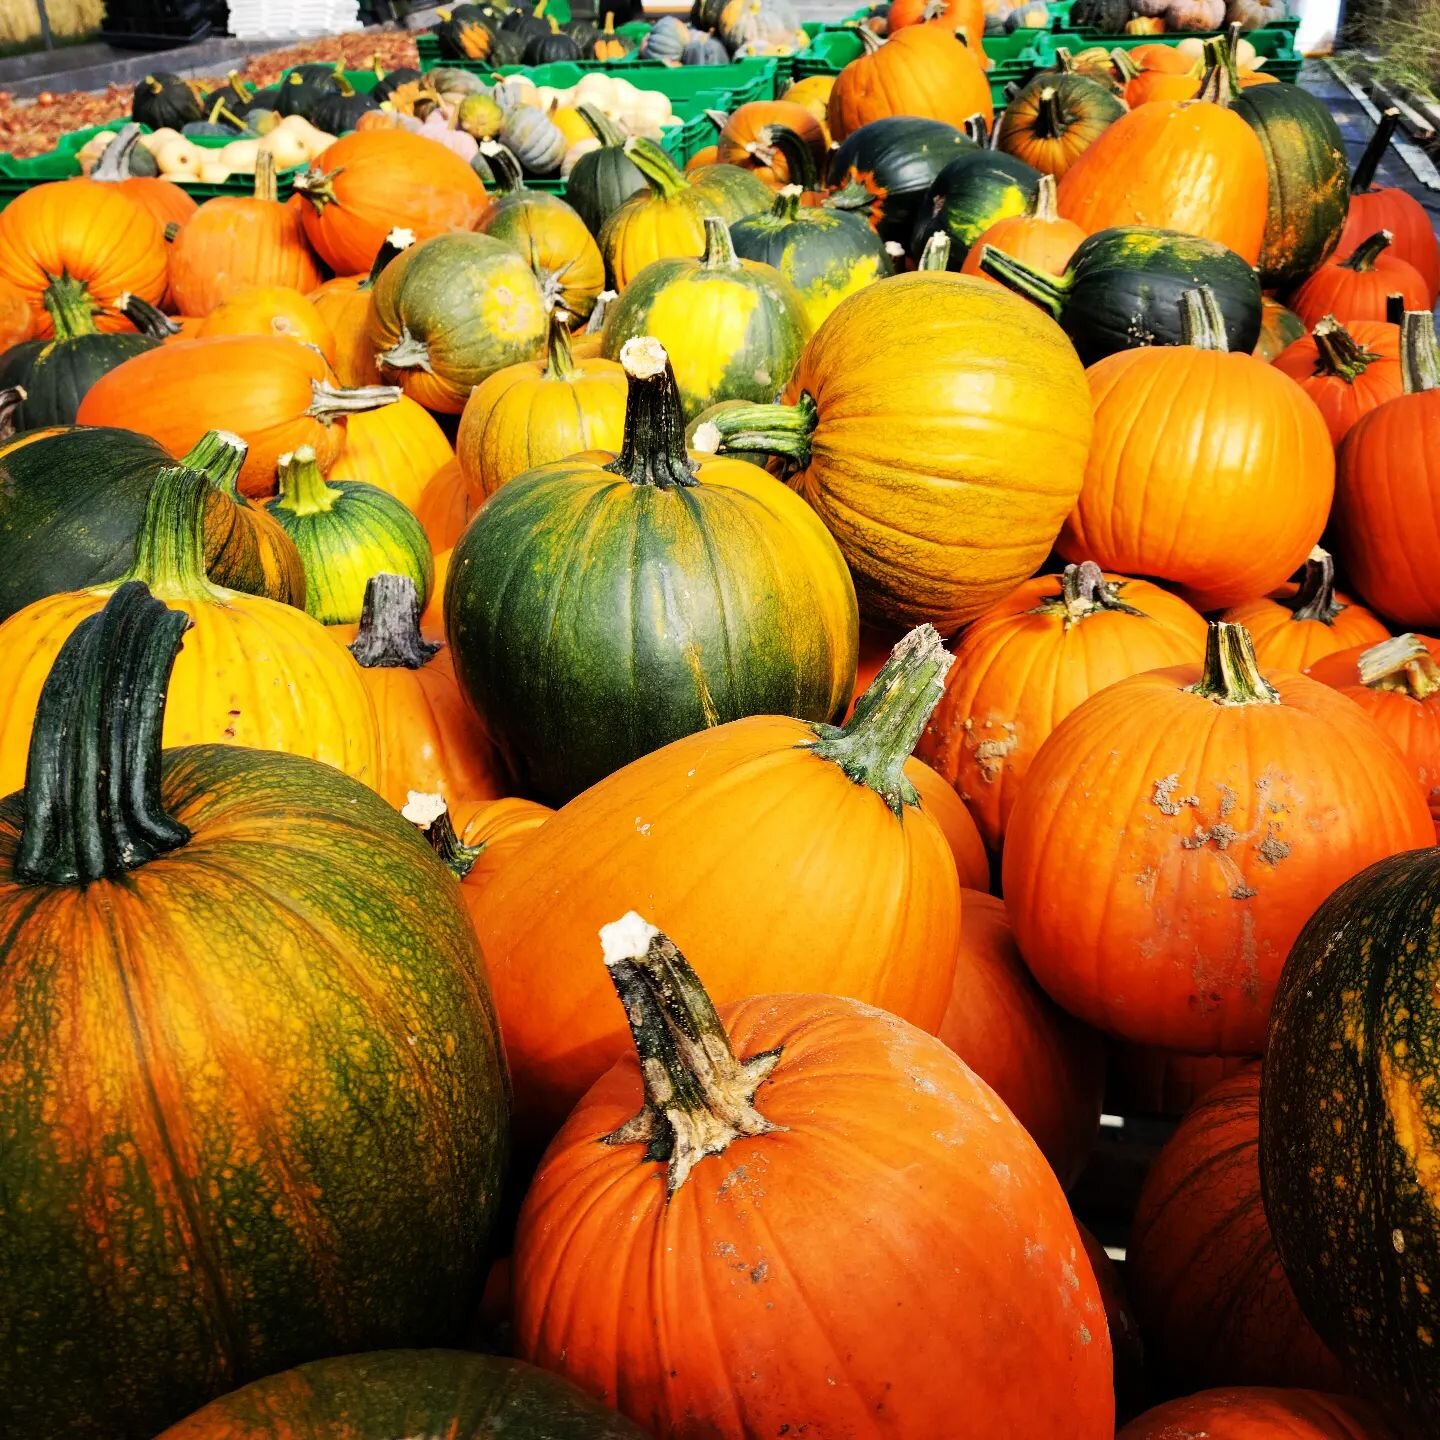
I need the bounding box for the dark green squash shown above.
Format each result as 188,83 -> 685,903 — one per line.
1261,844 -> 1440,1433
0,578 -> 509,1440
92,122 -> 161,180
682,32 -> 729,64
524,21 -> 582,62
131,70 -> 202,129
370,65 -> 423,104
0,428 -> 306,621
827,116 -> 975,246
565,105 -> 647,235
909,149 -> 1043,266
1068,0 -> 1131,30
445,335 -> 858,803
309,73 -> 380,134
201,70 -> 260,116
277,62 -> 343,119
980,224 -> 1263,366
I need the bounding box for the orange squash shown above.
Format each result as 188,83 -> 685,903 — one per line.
1288,229 -> 1430,328
0,275 -> 34,352
1120,1389 -> 1399,1440
960,174 -> 1086,284
90,127 -> 199,235
327,395 -> 455,511
909,762 -> 989,890
1271,315 -> 1403,445
887,0 -> 986,51
414,457 -> 481,553
715,101 -> 829,186
309,229 -> 414,389
195,284 -> 338,363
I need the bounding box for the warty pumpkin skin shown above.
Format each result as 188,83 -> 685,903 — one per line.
194,283 -> 338,363
513,918 -> 1113,1439
1272,316 -> 1403,446
474,627 -> 962,1137
0,583 -> 508,1440
1289,229 -> 1429,328
1262,846 -> 1440,1432
445,337 -> 858,805
152,1351 -> 649,1439
456,309 -> 626,499
309,229 -> 415,389
996,74 -> 1128,179
75,336 -> 403,500
1119,1389 -> 1403,1440
1220,548 -> 1390,673
1127,1066 -> 1347,1394
1003,621 -> 1435,1055
916,562 -> 1206,854
1061,287 -> 1333,611
697,271 -> 1094,631
326,394 -> 455,511
0,465 -> 382,796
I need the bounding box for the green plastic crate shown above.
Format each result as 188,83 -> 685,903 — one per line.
1034,27 -> 1301,83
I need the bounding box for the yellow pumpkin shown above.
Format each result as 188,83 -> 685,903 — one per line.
328,394 -> 456,511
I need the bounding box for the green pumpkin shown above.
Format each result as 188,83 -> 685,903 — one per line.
730,184 -> 898,329
0,428 -> 305,622
564,105 -> 648,236
827,117 -> 975,246
131,70 -> 202,129
980,224 -> 1263,366
1261,840 -> 1440,1432
602,216 -> 811,419
266,446 -> 431,625
445,335 -> 859,803
277,62 -> 343,119
91,122 -> 160,180
909,150 -> 1043,266
0,580 -> 509,1440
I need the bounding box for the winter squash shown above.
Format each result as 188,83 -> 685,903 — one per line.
195,283 -> 338,363
916,562 -> 1206,853
1263,846 -> 1440,1431
910,764 -> 990,890
980,225 -> 1262,366
1128,1066 -> 1346,1393
368,231 -> 548,414
75,336 -> 403,499
888,0 -> 986,45
1116,49 -> 1205,109
1272,316 -> 1403,446
331,574 -> 503,808
0,179 -> 167,336
563,106 -> 648,237
0,582 -> 507,1440
154,1351 -> 647,1439
89,123 -> 199,234
267,446 -> 432,625
1255,296 -> 1306,360
310,229 -> 415,389
696,272 -> 1092,630
910,150 -> 1041,265
600,217 -> 811,419
995,74 -> 1127,179
1061,288 -> 1332,610
445,336 -> 857,803
1338,109 -> 1440,305
1002,620 -> 1435,1054
715,102 -> 829,185
0,464 -> 383,796
415,458 -> 481,554
512,916 -> 1113,1437
941,891 -> 1106,1188
1332,311 -> 1440,628
959,174 -> 1086,283
409,793 -> 552,926
1220,548 -> 1389,672
132,68 -> 202,128
0,427 -> 304,622
475,144 -> 604,324
1119,1390 -> 1402,1439
0,275 -> 32,353
327,395 -> 456,511
1069,0 -> 1132,28
1289,229 -> 1429,328
827,25 -> 993,142
1078,1223 -> 1147,1416
293,130 -> 489,276
456,308 -> 627,499
169,154 -> 323,317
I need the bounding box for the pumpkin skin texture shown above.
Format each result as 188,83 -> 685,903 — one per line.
311,273 -> 381,387
1262,847 -> 1440,1431
1272,317 -> 1403,446
152,1351 -> 649,1439
513,925 -> 1114,1440
1118,1389 -> 1402,1440
910,764 -> 990,891
916,563 -> 1206,854
911,150 -> 1043,267
0,179 -> 167,336
368,232 -> 548,415
699,273 -> 1093,631
195,283 -> 338,363
0,274 -> 33,351
1128,1066 -> 1347,1393
996,74 -> 1127,180
1002,622 -> 1436,1055
942,891 -> 1106,1189
445,340 -> 857,804
1289,230 -> 1429,328
416,457 -> 481,554
474,628 -> 963,1138
1255,296 -> 1307,361
294,131 -> 489,276
0,583 -> 508,1440
327,394 -> 455,511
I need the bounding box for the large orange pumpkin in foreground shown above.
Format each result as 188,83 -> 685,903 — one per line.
513,915 -> 1114,1439
1119,1388 -> 1401,1439
1002,621 -> 1434,1054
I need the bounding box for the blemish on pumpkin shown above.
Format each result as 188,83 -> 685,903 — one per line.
1231,883 -> 1258,900
1152,774 -> 1198,815
1393,1228 -> 1406,1254
1216,782 -> 1238,818
1257,834 -> 1291,866
750,1262 -> 768,1284
1077,1324 -> 1092,1345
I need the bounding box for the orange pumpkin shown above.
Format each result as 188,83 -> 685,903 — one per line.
327,395 -> 455,511
715,101 -> 829,186
960,174 -> 1085,284
0,275 -> 34,351
75,336 -> 401,500
1002,621 -> 1435,1054
422,546 -> 451,634
308,230 -> 413,389
293,132 -> 488,276
0,178 -> 167,336
1288,229 -> 1430,328
474,627 -> 963,1138
1119,1389 -> 1399,1440
414,457 -> 481,553
90,127 -> 199,235
887,0 -> 986,51
909,762 -> 990,890
195,284 -> 338,363
917,562 -> 1206,854
1271,314 -> 1403,445
1220,547 -> 1389,672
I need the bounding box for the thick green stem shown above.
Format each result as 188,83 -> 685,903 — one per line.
15,581 -> 192,887
1343,230 -> 1392,273
1194,34 -> 1236,105
292,165 -> 338,212
274,445 -> 339,517
1186,622 -> 1280,706
543,306 -> 577,381
376,327 -> 432,374
121,291 -> 182,338
403,792 -> 484,880
349,573 -> 439,669
918,231 -> 952,271
687,391 -> 818,466
579,102 -> 626,147
1353,109 -> 1400,193
1357,634 -> 1440,697
1285,547 -> 1345,625
1031,87 -> 1063,142
1310,315 -> 1379,382
1386,292 -> 1406,326
856,25 -> 885,53
309,378 -> 403,417
1030,560 -> 1143,628
1110,48 -> 1140,83
120,465 -> 225,602
605,338 -> 697,490
768,124 -> 819,192
624,137 -> 690,201
769,184 -> 806,223
700,214 -> 740,271
43,280 -> 98,342
1030,171 -> 1058,222
1179,286 -> 1229,352
978,244 -> 1069,318
1400,309 -> 1439,395
179,429 -> 248,501
598,912 -> 781,1198
366,228 -> 415,289
807,625 -> 953,815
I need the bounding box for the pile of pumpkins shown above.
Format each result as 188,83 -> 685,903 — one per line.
2,6 -> 1440,1440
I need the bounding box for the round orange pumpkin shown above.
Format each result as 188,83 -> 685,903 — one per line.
959,174 -> 1086,284
1119,1388 -> 1401,1439
715,100 -> 829,186
910,763 -> 989,890
414,457 -> 481,554
1272,315 -> 1403,446
327,395 -> 455,511
195,283 -> 338,363
1289,230 -> 1429,329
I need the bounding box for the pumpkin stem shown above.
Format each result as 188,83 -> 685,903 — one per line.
1186,621 -> 1281,706
605,337 -> 697,490
14,581 -> 192,887
822,179 -> 874,216
585,289 -> 617,336
43,279 -> 99,342
1030,561 -> 1145,628
542,306 -> 578,381
1109,48 -> 1140,83
252,147 -> 279,204
686,389 -> 818,467
309,378 -> 404,419
977,244 -> 1068,316
770,183 -> 805,223
1030,172 -> 1058,222
1385,291 -> 1406,326
1352,108 -> 1400,194
292,164 -> 339,212
120,291 -> 182,339
578,102 -> 626,148
377,326 -> 434,375
1031,86 -> 1063,142
856,25 -> 885,53
624,137 -> 690,201
806,625 -> 953,816
349,573 -> 439,669
597,911 -> 782,1199
0,385 -> 24,442
179,428 -> 248,501
1310,315 -> 1380,383
479,140 -> 526,193
918,232 -> 952,271
1342,230 -> 1392,274
962,112 -> 989,148
700,215 -> 740,271
403,792 -> 483,879
766,124 -> 819,191
91,122 -> 147,182
275,446 -> 340,516
120,463 -> 226,603
1178,286 -> 1229,352
1401,309 -> 1440,395
365,228 -> 415,290
1356,634 -> 1440,698
1286,547 -> 1347,625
